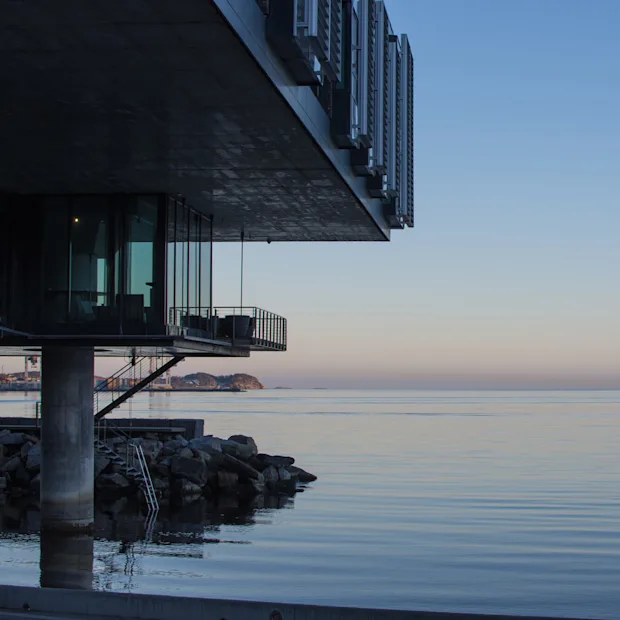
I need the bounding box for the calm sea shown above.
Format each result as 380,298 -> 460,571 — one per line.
0,389 -> 619,618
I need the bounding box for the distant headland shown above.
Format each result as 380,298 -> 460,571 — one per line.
170,373 -> 264,391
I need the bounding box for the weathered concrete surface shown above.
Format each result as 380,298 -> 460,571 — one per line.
40,347 -> 94,532
0,585 -> 592,620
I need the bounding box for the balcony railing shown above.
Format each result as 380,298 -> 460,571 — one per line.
167,307 -> 287,352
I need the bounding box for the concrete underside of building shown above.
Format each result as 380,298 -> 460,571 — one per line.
0,585 -> 590,620
0,0 -> 391,242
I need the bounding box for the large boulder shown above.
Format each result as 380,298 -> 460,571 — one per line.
20,442 -> 33,459
256,454 -> 295,468
29,473 -> 41,495
0,455 -> 22,474
217,471 -> 239,490
161,438 -> 188,457
151,462 -> 170,478
189,436 -> 222,455
94,454 -> 110,478
228,435 -> 258,457
194,450 -> 213,466
178,447 -> 194,459
173,479 -> 203,497
25,444 -> 41,473
170,456 -> 208,487
0,432 -> 25,446
288,465 -> 317,483
96,473 -> 130,490
220,440 -> 255,461
13,463 -> 31,487
133,438 -> 162,464
262,465 -> 279,488
220,453 -> 262,481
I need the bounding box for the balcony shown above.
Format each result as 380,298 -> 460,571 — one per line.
167,307 -> 287,352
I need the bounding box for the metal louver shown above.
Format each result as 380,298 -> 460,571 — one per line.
399,34 -> 414,227
293,0 -> 343,83
356,0 -> 376,148
387,34 -> 402,199
371,1 -> 391,175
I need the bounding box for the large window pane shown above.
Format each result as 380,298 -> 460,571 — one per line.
68,197 -> 109,324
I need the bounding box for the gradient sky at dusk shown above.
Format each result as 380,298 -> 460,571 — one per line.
3,0 -> 619,388
204,0 -> 620,388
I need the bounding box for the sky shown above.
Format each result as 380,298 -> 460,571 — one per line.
196,0 -> 620,389
4,0 -> 619,389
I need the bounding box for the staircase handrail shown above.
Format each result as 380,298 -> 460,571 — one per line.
94,356 -> 148,394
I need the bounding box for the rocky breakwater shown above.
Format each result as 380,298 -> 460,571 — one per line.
96,433 -> 317,507
0,429 -> 42,499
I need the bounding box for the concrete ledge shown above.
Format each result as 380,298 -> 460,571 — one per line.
0,586 -> 589,620
0,418 -> 204,440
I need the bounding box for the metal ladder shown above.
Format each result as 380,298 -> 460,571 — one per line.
95,422 -> 159,512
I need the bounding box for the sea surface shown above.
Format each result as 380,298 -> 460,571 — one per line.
0,389 -> 619,618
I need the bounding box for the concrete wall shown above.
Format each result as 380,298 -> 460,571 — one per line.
0,585 -> 588,620
0,418 -> 203,440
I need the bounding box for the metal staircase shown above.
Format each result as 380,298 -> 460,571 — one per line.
94,354 -> 184,421
95,421 -> 159,512
35,354 -> 185,511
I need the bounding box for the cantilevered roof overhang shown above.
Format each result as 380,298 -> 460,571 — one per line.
0,0 -> 408,242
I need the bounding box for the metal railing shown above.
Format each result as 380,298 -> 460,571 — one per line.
133,443 -> 158,512
95,418 -> 159,512
167,306 -> 287,351
94,356 -> 169,415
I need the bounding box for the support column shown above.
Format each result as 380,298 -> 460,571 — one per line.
41,346 -> 94,532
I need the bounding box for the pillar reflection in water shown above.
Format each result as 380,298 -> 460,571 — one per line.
40,530 -> 94,590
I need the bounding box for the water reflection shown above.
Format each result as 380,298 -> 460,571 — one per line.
40,530 -> 93,589
1,492 -> 296,591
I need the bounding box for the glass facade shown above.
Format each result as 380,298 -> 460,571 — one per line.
0,194 -> 212,338
166,197 -> 212,336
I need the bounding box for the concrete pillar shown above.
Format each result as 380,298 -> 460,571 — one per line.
41,346 -> 94,532
40,531 -> 93,590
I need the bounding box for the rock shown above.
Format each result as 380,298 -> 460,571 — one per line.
174,479 -> 203,497
152,463 -> 170,478
194,450 -> 213,466
288,465 -> 317,483
170,456 -> 208,486
217,471 -> 239,490
257,454 -> 295,468
228,435 -> 258,456
0,476 -> 7,491
96,473 -> 130,490
243,478 -> 265,496
20,442 -> 33,459
0,432 -> 25,446
262,465 -> 279,487
278,467 -> 292,482
153,477 -> 170,492
220,440 -> 256,461
29,474 -> 40,495
133,438 -> 162,463
178,447 -> 194,459
189,436 -> 222,454
0,455 -> 22,474
25,444 -> 41,473
23,434 -> 39,445
94,454 -> 110,478
14,463 -> 31,487
220,453 -> 262,481
161,438 -> 188,456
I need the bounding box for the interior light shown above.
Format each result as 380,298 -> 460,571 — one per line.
73,217 -> 79,223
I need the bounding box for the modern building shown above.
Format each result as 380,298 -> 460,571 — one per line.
0,0 -> 414,532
